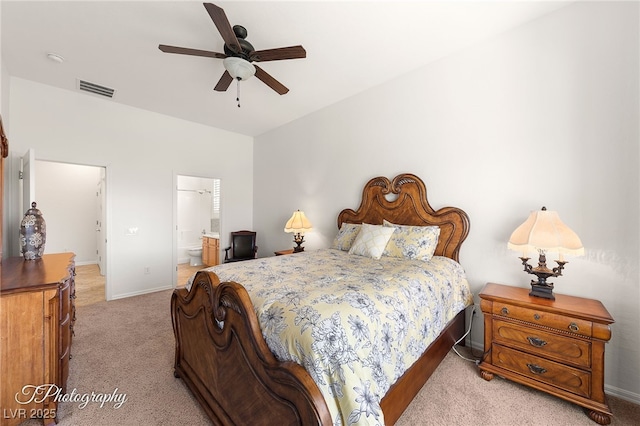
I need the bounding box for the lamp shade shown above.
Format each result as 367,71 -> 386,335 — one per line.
508,208 -> 584,256
223,57 -> 256,81
284,210 -> 312,234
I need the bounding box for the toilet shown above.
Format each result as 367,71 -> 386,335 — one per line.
187,247 -> 203,266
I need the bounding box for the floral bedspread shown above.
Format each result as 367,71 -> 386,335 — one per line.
186,248 -> 472,425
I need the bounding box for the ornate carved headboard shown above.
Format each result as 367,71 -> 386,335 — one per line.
337,173 -> 470,262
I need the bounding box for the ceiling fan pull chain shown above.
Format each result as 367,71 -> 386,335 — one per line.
236,79 -> 241,108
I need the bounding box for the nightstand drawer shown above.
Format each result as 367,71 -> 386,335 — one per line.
493,344 -> 591,398
493,319 -> 591,368
493,303 -> 592,337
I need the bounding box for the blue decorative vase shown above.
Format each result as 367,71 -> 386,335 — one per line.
20,202 -> 46,260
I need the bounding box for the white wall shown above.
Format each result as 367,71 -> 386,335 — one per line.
254,2 -> 639,401
0,1 -> 7,121
6,77 -> 253,299
34,161 -> 101,265
0,0 -> 5,118
1,0 -> 10,255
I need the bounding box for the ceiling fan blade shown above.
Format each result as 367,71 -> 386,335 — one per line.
254,65 -> 289,95
159,44 -> 226,59
214,71 -> 234,92
203,3 -> 241,54
250,46 -> 306,62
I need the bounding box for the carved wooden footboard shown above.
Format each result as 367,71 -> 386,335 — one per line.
171,270 -> 332,425
172,272 -> 465,425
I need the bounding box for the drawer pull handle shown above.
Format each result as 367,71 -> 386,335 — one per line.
501,307 -> 509,316
527,337 -> 547,347
533,313 -> 541,320
568,322 -> 580,332
527,363 -> 547,375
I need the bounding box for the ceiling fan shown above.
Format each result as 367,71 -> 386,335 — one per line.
159,2 -> 306,102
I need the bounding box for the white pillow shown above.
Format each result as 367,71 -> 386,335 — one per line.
331,223 -> 362,251
383,220 -> 441,262
348,223 -> 396,259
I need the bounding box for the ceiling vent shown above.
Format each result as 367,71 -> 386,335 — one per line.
77,79 -> 115,98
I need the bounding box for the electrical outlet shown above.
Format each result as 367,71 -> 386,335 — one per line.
144,266 -> 150,274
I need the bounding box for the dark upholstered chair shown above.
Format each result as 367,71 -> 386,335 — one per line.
224,230 -> 258,263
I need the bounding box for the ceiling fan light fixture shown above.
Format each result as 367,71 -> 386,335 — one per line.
223,57 -> 255,81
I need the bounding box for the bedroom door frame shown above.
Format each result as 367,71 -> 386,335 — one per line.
18,153 -> 112,300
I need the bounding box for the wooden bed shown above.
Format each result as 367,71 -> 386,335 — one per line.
171,173 -> 470,425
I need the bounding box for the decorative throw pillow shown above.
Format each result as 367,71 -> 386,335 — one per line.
331,223 -> 362,251
382,220 -> 441,262
348,223 -> 396,259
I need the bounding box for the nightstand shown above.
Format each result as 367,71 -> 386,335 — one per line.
274,249 -> 295,256
478,283 -> 614,425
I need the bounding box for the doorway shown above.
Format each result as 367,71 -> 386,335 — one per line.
174,174 -> 220,286
31,160 -> 107,304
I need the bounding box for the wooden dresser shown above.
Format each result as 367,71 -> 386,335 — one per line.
1,253 -> 76,426
202,236 -> 219,267
478,283 -> 614,425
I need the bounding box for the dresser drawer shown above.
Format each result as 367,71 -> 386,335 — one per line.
60,316 -> 71,355
493,302 -> 592,337
493,319 -> 591,368
59,350 -> 70,392
59,279 -> 71,318
493,344 -> 591,398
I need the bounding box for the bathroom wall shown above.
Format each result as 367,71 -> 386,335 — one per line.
177,175 -> 217,264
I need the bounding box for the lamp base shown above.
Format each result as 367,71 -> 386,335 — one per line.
293,233 -> 305,253
519,253 -> 565,301
529,281 -> 555,300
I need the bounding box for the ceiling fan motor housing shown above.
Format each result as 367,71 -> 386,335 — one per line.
224,25 -> 254,60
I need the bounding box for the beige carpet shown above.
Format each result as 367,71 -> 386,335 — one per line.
23,289 -> 639,425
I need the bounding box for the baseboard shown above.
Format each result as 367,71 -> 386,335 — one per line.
75,260 -> 98,266
605,384 -> 640,405
468,339 -> 483,353
110,285 -> 173,301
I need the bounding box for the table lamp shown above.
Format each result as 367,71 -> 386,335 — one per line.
284,210 -> 312,252
508,207 -> 584,300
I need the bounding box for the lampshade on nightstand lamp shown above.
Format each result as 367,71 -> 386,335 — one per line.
508,207 -> 584,300
284,210 -> 312,252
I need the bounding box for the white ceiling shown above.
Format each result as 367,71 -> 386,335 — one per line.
2,1 -> 572,137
